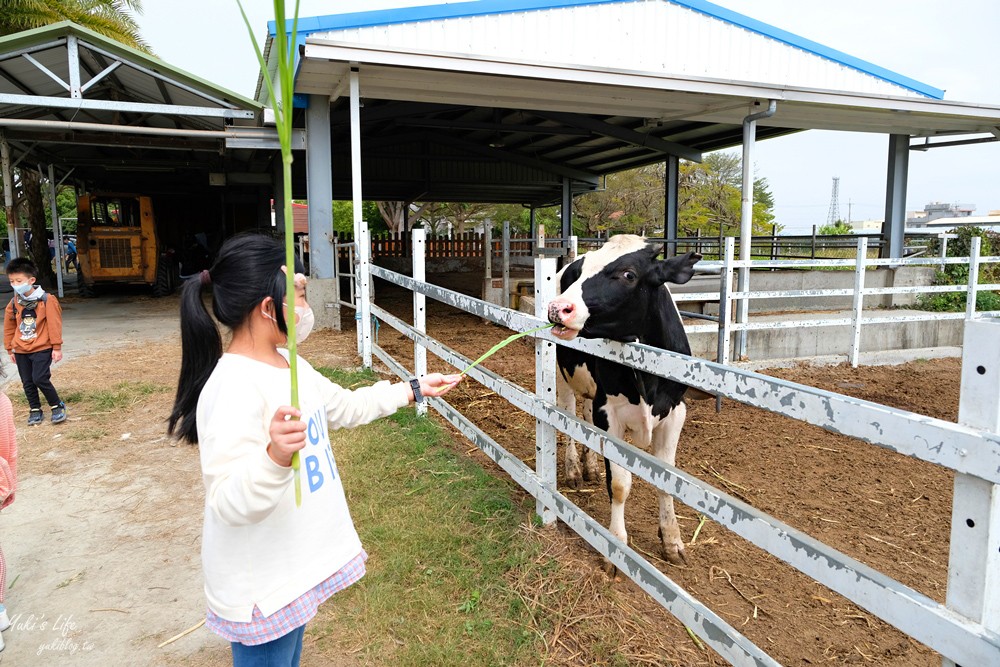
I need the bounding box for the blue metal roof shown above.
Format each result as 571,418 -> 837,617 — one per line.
269,0 -> 944,99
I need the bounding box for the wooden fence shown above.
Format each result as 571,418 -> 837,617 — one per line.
337,231 -> 538,260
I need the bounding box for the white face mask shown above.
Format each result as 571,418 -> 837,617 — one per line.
262,303 -> 315,343
295,305 -> 315,342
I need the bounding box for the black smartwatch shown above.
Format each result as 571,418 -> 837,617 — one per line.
409,377 -> 423,402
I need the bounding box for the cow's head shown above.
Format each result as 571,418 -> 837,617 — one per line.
547,235 -> 700,341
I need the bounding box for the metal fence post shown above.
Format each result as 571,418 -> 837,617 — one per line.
502,220 -> 511,309
850,237 -> 868,367
534,255 -> 558,525
412,228 -> 427,417
716,237 -> 735,412
966,236 -> 981,321
356,229 -> 373,367
943,317 -> 1000,667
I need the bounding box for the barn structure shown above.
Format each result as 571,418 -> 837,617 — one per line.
256,0 -> 1000,336
0,21 -> 282,283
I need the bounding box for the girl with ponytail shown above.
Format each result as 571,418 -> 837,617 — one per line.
169,234 -> 460,665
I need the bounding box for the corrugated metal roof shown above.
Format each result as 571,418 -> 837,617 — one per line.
0,22 -> 270,196
269,0 -> 943,99
261,1 -> 1000,206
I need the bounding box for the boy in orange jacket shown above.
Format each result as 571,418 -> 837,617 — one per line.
4,258 -> 66,425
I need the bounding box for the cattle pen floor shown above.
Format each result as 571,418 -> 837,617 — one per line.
363,272 -> 959,666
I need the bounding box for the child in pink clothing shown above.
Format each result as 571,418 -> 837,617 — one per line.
0,391 -> 17,651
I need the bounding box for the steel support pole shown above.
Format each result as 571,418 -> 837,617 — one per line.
305,94 -> 334,280
943,317 -> 1000,666
66,35 -> 82,99
882,134 -> 909,260
664,154 -> 679,258
736,101 -> 776,360
349,69 -> 373,368
561,177 -> 572,247
412,227 -> 427,417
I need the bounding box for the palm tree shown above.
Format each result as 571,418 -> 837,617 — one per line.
0,0 -> 149,286
0,1 -> 148,50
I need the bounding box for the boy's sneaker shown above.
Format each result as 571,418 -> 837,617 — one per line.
28,409 -> 43,426
51,403 -> 67,424
0,605 -> 9,631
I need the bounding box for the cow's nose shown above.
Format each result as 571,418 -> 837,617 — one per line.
548,300 -> 575,324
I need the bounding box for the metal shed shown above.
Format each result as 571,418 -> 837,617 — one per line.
260,0 -> 1000,330
0,21 -> 283,275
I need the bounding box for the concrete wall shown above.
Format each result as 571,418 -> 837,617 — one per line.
686,312 -> 963,362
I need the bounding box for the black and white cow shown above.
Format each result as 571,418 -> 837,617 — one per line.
547,235 -> 700,568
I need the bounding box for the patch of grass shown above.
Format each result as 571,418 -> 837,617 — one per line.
88,381 -> 168,411
70,425 -> 110,442
61,390 -> 86,404
310,367 -> 545,666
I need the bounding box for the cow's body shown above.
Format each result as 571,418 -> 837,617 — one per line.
548,235 -> 699,568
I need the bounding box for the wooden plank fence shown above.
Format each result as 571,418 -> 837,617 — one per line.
335,231 -> 541,261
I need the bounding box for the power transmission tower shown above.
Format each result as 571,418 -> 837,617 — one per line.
827,177 -> 841,226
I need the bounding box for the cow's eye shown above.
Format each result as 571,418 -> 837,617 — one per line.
622,270 -> 637,281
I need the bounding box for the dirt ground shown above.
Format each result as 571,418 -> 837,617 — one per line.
369,276 -> 961,666
0,281 -> 966,666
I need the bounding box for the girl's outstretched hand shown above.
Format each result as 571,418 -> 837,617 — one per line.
417,373 -> 462,400
267,405 -> 307,467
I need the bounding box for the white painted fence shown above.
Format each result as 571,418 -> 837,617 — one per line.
346,228 -> 1000,666
681,236 -> 1000,367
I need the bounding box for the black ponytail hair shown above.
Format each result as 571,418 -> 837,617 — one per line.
168,234 -> 303,444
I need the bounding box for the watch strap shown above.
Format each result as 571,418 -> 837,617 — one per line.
409,377 -> 423,402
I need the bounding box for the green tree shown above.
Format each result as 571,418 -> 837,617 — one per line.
0,1 -> 149,285
818,220 -> 853,235
331,200 -> 383,235
918,226 -> 1000,312
0,1 -> 148,51
572,153 -> 777,242
574,164 -> 665,237
678,152 -> 778,239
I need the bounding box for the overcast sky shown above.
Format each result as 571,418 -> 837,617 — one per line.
137,0 -> 1000,234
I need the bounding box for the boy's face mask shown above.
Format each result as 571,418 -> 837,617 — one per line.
12,282 -> 33,296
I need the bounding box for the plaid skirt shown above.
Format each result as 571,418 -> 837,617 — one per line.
206,550 -> 367,646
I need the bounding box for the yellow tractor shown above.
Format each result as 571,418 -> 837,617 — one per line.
75,193 -> 176,297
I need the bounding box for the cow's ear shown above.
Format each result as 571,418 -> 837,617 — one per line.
558,257 -> 584,292
656,252 -> 701,285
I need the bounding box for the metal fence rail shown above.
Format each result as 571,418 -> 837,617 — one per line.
361,234 -> 1000,666
685,236 -> 1000,365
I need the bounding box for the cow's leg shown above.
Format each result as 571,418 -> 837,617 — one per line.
581,397 -> 601,482
600,401 -> 631,577
557,373 -> 584,489
652,401 -> 687,565
603,458 -> 632,577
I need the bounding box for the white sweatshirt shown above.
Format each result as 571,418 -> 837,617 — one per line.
196,352 -> 410,621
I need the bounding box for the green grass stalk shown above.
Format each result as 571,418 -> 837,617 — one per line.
237,0 -> 303,505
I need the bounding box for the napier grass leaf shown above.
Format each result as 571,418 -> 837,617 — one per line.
237,0 -> 303,505
460,323 -> 555,375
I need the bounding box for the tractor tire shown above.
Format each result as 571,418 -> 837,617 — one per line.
78,275 -> 97,298
152,260 -> 174,297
